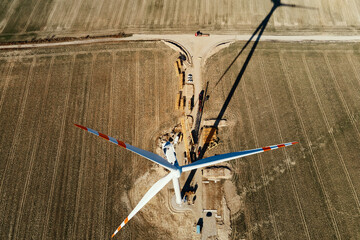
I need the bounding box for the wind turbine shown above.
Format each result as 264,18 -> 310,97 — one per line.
74,124 -> 298,238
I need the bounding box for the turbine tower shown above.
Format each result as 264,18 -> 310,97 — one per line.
74,124 -> 298,238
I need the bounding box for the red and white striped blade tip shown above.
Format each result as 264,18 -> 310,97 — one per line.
74,123 -> 87,130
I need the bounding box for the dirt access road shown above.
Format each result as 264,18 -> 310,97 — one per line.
2,33 -> 360,108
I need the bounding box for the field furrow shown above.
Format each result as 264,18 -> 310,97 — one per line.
324,53 -> 360,144
259,57 -> 311,240
0,57 -> 37,239
242,79 -> 280,240
279,51 -> 341,240
204,42 -> 360,239
243,55 -> 308,240
38,54 -> 84,239
303,53 -> 360,213
13,57 -> 54,239
68,53 -> 95,240
0,42 -> 180,240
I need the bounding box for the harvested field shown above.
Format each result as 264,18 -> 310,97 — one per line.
0,41 -> 183,239
0,0 -> 360,42
203,41 -> 360,239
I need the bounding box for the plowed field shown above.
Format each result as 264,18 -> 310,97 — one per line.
203,41 -> 360,239
0,41 -> 181,239
1,0 -> 359,42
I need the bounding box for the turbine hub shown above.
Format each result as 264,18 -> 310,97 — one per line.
174,168 -> 181,178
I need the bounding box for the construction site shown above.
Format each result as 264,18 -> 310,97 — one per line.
1,0 -> 360,240
157,55 -> 232,239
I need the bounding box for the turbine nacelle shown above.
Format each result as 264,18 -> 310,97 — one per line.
162,141 -> 177,166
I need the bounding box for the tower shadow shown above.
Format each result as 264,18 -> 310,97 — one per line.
182,0 -> 316,194
199,0 -> 316,160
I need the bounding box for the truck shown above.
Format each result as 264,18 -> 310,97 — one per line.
195,31 -> 210,37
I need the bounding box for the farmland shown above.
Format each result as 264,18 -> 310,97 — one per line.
0,0 -> 360,42
203,41 -> 360,239
0,41 -> 187,239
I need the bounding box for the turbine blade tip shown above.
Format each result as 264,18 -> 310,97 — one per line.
74,123 -> 87,130
292,141 -> 299,145
111,230 -> 118,238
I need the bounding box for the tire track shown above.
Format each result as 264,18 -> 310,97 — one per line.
0,58 -> 34,197
91,0 -> 105,30
21,0 -> 42,33
114,0 -> 128,28
147,1 -> 157,26
279,53 -> 341,239
204,0 -> 210,25
241,79 -> 280,240
83,0 -> 97,29
108,0 -> 121,28
346,53 -> 360,89
14,56 -> 52,239
41,55 -> 75,239
302,54 -> 360,213
159,0 -> 168,26
135,0 -> 147,27
69,53 -> 95,240
202,0 -> 208,25
133,51 -> 139,168
0,0 -> 20,32
324,53 -> 360,155
128,0 -> 139,27
172,0 -> 181,26
67,0 -> 84,29
184,0 -> 191,26
105,0 -> 119,30
11,57 -> 36,238
0,60 -> 14,115
259,58 -> 311,240
100,52 -> 115,239
44,0 -> 60,31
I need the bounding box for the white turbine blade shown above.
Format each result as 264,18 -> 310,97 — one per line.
111,172 -> 174,238
74,124 -> 177,171
125,144 -> 177,171
181,142 -> 298,172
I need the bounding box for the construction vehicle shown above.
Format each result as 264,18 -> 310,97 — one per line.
184,191 -> 195,205
200,127 -> 219,150
175,93 -> 180,110
195,31 -> 210,37
188,98 -> 194,111
176,58 -> 183,68
198,90 -> 204,112
179,72 -> 184,89
174,62 -> 181,76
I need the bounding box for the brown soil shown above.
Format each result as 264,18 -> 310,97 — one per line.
204,41 -> 360,240
0,41 -> 182,239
